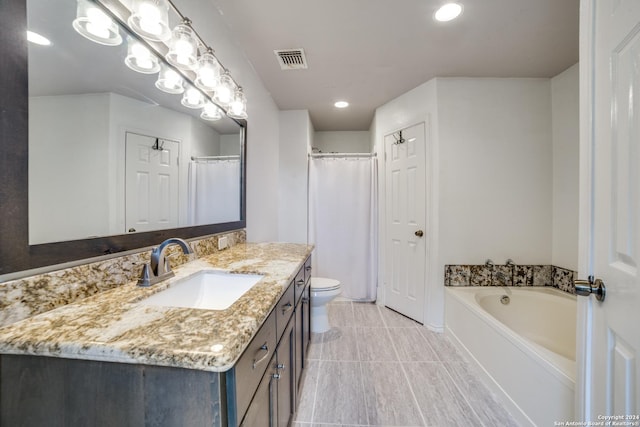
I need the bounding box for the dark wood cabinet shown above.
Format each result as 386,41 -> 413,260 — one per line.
0,256 -> 312,427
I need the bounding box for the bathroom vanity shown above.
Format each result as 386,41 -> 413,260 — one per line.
0,243 -> 313,427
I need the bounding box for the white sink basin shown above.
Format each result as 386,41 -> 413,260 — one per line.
139,270 -> 264,311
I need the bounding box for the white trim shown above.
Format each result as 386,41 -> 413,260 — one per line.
576,0 -> 595,419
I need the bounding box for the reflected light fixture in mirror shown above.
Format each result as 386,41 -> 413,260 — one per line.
166,19 -> 198,71
181,86 -> 206,109
201,102 -> 223,121
72,0 -> 122,46
434,2 -> 463,22
156,63 -> 185,93
69,0 -> 248,119
27,30 -> 51,46
124,36 -> 160,73
128,0 -> 171,42
228,87 -> 248,119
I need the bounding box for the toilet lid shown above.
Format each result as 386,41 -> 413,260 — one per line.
311,277 -> 341,291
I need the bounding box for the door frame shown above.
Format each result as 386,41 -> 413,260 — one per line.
378,116 -> 440,330
577,0 -> 595,419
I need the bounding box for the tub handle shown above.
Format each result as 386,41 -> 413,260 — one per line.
574,276 -> 606,302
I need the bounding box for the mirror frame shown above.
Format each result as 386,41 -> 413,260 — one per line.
0,1 -> 247,276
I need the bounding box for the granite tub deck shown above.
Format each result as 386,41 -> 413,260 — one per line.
0,243 -> 313,373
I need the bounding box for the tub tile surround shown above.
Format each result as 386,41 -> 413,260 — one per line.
445,263 -> 577,294
0,231 -> 246,328
0,242 -> 313,372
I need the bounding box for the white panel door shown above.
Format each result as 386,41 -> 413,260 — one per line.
580,0 -> 640,418
125,132 -> 179,233
384,122 -> 426,323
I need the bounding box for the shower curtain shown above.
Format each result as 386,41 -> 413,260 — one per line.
188,159 -> 240,225
308,156 -> 378,301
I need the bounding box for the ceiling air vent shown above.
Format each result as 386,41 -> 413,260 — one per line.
274,48 -> 308,70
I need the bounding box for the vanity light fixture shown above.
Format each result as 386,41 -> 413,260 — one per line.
70,0 -> 248,119
124,37 -> 161,74
128,0 -> 171,42
155,63 -> 185,94
195,48 -> 222,92
72,0 -> 122,46
334,101 -> 349,108
227,87 -> 248,119
434,2 -> 463,22
213,71 -> 235,107
165,19 -> 199,71
27,30 -> 51,46
201,102 -> 223,121
181,86 -> 206,109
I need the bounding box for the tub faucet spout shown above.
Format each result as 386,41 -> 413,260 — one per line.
495,271 -> 512,291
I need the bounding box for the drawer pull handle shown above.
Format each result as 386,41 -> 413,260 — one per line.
296,279 -> 305,286
272,373 -> 281,380
302,297 -> 309,304
305,266 -> 312,272
276,363 -> 286,370
252,343 -> 269,369
281,302 -> 293,314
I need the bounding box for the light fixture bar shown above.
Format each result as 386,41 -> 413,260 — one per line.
164,0 -> 241,90
85,0 -> 246,121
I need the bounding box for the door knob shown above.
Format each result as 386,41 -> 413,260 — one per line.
415,230 -> 424,237
574,276 -> 606,302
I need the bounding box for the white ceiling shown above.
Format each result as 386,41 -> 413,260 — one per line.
212,0 -> 580,131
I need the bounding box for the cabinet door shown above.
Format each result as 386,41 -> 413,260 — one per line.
302,284 -> 311,355
295,302 -> 303,393
276,319 -> 295,427
240,353 -> 277,427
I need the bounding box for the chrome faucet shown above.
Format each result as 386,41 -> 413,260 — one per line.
495,270 -> 513,295
138,238 -> 194,287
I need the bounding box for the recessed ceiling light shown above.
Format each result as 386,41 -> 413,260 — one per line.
334,101 -> 349,108
434,3 -> 463,22
27,30 -> 51,46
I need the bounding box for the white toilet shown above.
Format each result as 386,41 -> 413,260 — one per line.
310,277 -> 342,333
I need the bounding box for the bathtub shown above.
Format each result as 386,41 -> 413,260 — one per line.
445,286 -> 576,427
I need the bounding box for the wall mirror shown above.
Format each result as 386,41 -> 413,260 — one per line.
0,0 -> 246,276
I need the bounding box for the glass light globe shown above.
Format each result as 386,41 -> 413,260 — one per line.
128,0 -> 171,41
195,49 -> 222,92
124,37 -> 160,74
166,20 -> 198,70
155,64 -> 184,94
227,87 -> 248,119
201,102 -> 223,121
181,86 -> 206,109
72,0 -> 122,46
214,71 -> 235,106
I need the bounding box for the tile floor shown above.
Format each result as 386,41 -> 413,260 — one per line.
293,301 -> 520,427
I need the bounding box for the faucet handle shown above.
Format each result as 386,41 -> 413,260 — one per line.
137,264 -> 152,287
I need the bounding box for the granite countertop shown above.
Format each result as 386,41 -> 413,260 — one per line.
0,243 -> 313,372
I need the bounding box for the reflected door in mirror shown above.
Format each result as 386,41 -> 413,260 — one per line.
125,132 -> 179,233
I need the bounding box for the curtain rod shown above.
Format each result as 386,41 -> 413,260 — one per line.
191,155 -> 240,160
309,153 -> 377,159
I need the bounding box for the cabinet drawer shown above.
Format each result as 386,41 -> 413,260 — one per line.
293,266 -> 305,305
276,282 -> 295,342
234,309 -> 277,422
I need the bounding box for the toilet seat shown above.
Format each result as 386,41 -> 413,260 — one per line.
311,277 -> 341,292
